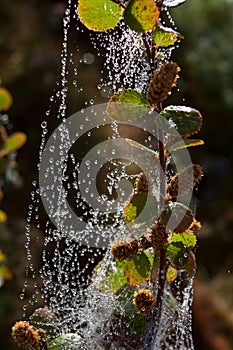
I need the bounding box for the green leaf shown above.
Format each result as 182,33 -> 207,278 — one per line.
171,232 -> 197,250
0,87 -> 13,111
125,138 -> 158,157
107,89 -> 149,121
117,290 -> 137,315
94,260 -> 127,292
161,106 -> 203,137
48,333 -> 86,350
153,24 -> 183,48
115,290 -> 146,337
124,252 -> 151,285
160,202 -> 194,233
123,193 -> 157,225
166,232 -> 197,267
163,0 -> 187,7
4,132 -> 27,153
124,0 -> 159,33
78,0 -> 122,32
121,312 -> 146,338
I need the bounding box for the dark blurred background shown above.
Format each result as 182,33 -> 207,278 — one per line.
0,0 -> 233,349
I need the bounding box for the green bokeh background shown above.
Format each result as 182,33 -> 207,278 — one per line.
0,0 -> 233,348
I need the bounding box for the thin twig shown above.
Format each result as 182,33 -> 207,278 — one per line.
142,33 -> 154,74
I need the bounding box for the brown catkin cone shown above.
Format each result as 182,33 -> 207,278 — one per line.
37,329 -> 48,350
168,164 -> 203,199
12,321 -> 40,350
134,172 -> 148,195
133,289 -> 155,315
147,61 -> 180,105
110,238 -> 139,261
147,220 -> 170,252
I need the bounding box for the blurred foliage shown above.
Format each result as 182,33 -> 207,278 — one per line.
0,0 -> 232,349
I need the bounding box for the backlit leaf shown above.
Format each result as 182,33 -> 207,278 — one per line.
124,252 -> 151,285
123,193 -> 157,226
0,265 -> 12,280
166,266 -> 177,282
94,260 -> 127,292
124,0 -> 159,33
153,24 -> 183,47
0,250 -> 5,262
125,139 -> 158,157
170,138 -> 204,151
161,106 -> 202,137
78,0 -> 122,32
107,89 -> 149,121
124,193 -> 147,224
0,87 -> 13,111
166,232 -> 197,267
171,232 -> 197,250
0,210 -> 7,222
4,132 -> 27,153
160,202 -> 194,233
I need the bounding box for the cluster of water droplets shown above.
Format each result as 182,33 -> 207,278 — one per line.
21,2 -> 194,349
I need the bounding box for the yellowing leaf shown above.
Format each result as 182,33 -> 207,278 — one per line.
0,210 -> 7,222
124,252 -> 151,285
78,0 -> 122,32
166,266 -> 177,282
4,132 -> 27,153
0,87 -> 13,111
124,0 -> 159,33
0,265 -> 12,280
0,250 -> 6,263
170,138 -> 204,151
153,25 -> 183,48
125,139 -> 158,157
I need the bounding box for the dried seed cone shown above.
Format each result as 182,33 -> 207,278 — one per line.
133,289 -> 155,315
147,220 -> 169,251
110,238 -> 139,261
168,164 -> 203,198
147,61 -> 180,105
12,321 -> 40,350
134,172 -> 148,195
37,329 -> 48,350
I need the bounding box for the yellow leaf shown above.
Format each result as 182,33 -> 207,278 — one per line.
4,132 -> 27,153
0,210 -> 7,222
0,265 -> 12,280
166,266 -> 177,282
170,139 -> 204,151
0,87 -> 13,111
